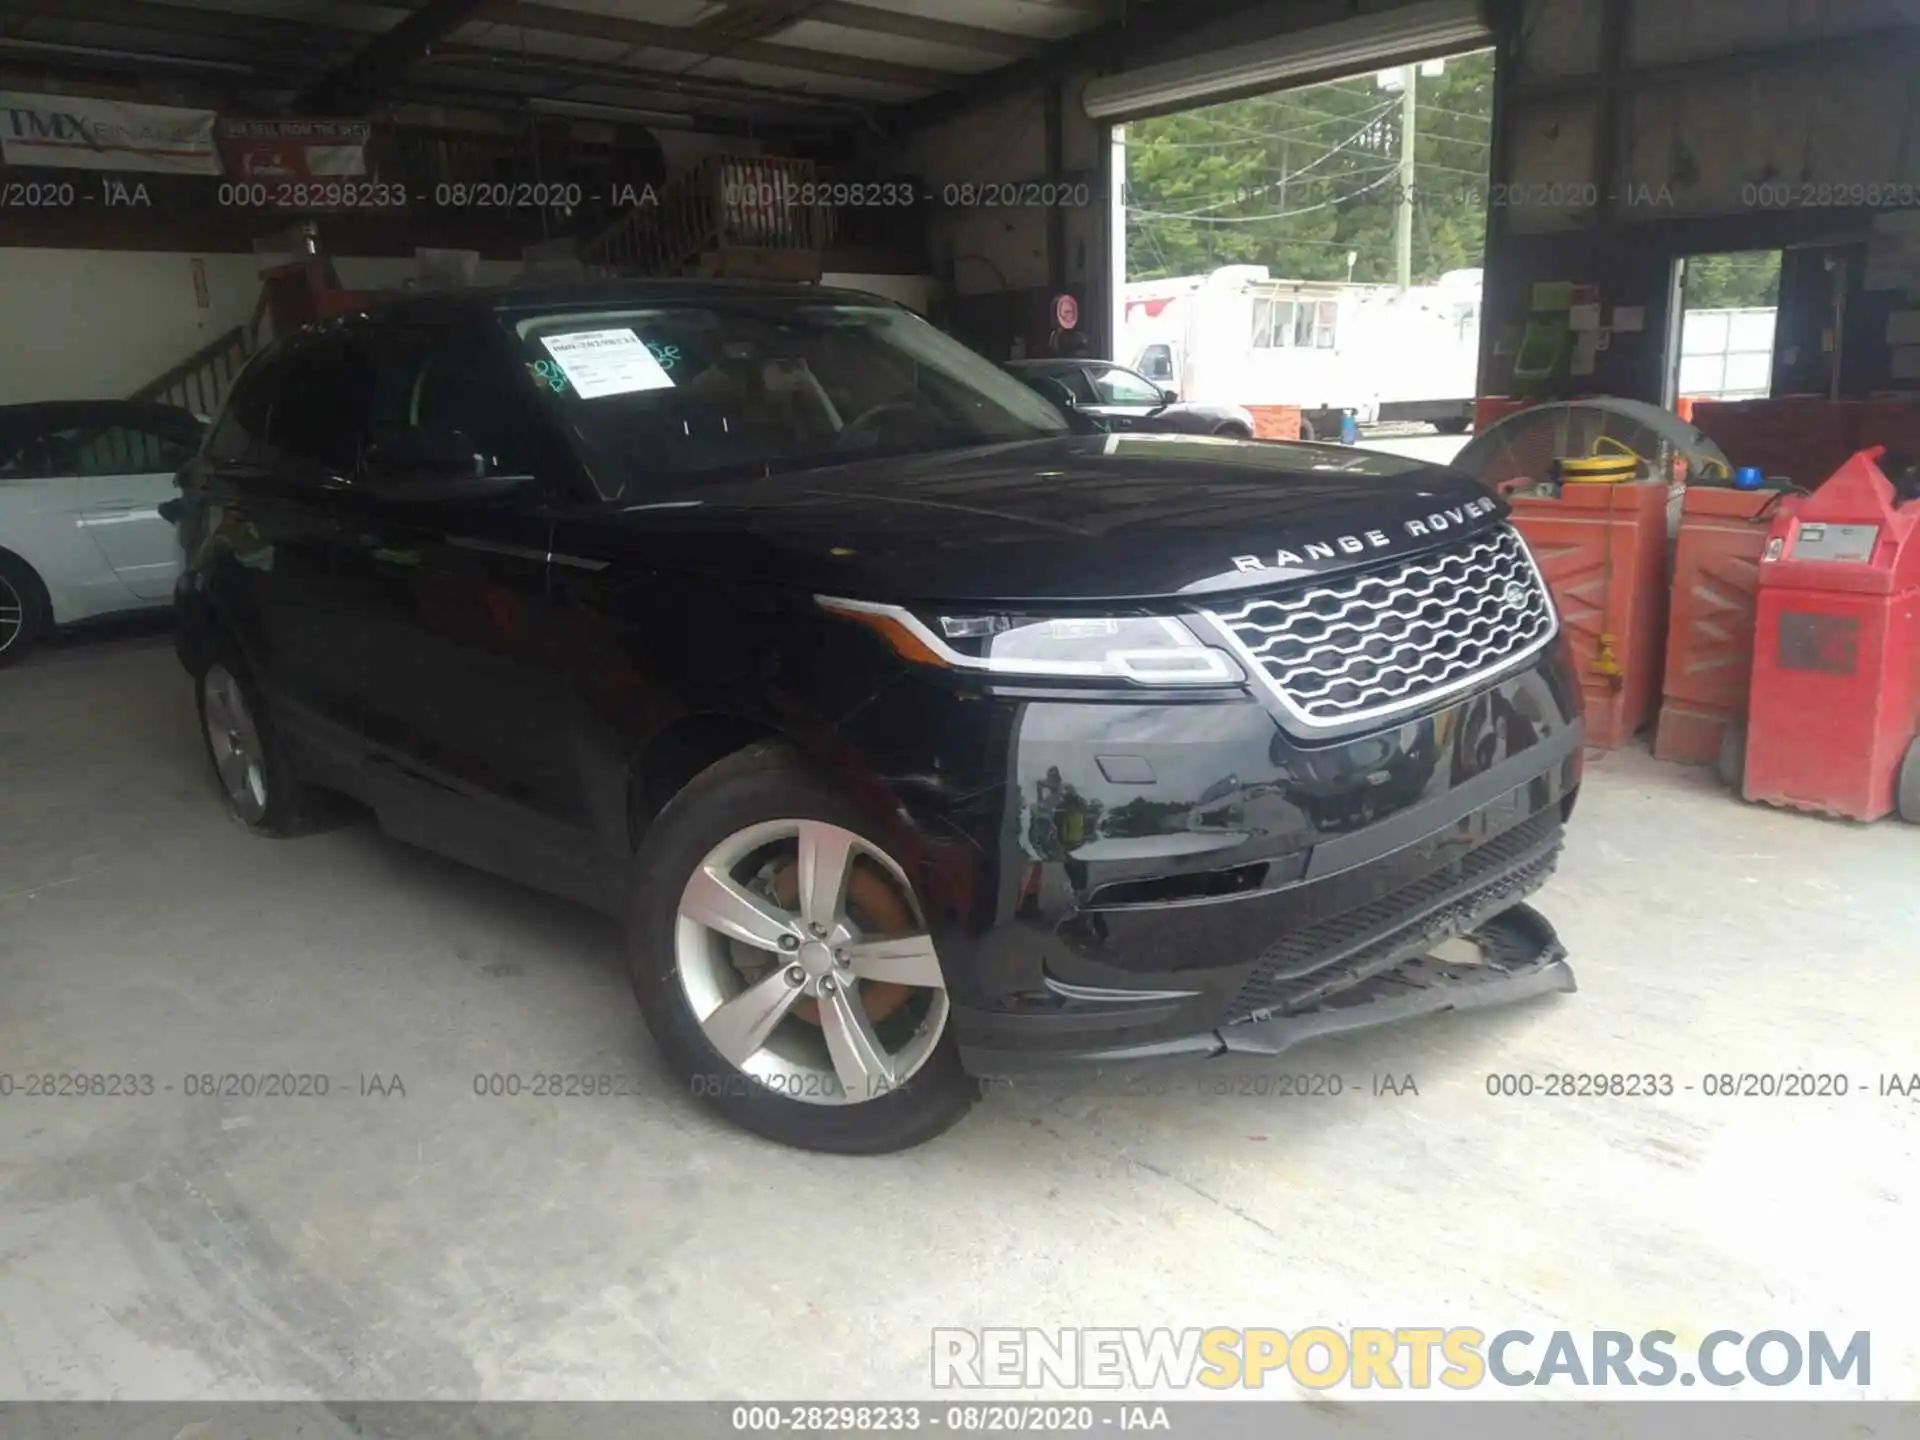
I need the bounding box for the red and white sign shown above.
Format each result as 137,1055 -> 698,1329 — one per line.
1053,292 -> 1080,331
218,118 -> 370,180
0,91 -> 219,174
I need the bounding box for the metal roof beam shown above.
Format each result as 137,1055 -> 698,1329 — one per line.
476,0 -> 949,90
296,0 -> 498,113
0,0 -> 359,58
882,0 -> 1270,134
722,0 -> 1047,58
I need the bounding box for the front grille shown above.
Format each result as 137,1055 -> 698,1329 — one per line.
1225,809 -> 1562,1023
1207,525 -> 1555,731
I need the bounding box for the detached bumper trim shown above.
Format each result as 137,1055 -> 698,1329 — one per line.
957,903 -> 1572,1077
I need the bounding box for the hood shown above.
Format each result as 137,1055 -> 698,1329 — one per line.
579,433 -> 1507,604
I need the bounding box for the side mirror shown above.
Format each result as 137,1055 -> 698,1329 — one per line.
362,428 -> 532,502
365,426 -> 484,479
1158,386 -> 1180,404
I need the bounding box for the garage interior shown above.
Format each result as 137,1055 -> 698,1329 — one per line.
3,0 -> 1920,1408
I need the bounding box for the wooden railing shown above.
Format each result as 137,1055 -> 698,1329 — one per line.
130,290 -> 271,417
579,153 -> 821,278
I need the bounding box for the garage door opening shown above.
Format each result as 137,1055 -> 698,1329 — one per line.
1118,48 -> 1493,450
1671,250 -> 1783,405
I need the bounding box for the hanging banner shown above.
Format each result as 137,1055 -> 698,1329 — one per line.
218,118 -> 371,180
0,91 -> 219,174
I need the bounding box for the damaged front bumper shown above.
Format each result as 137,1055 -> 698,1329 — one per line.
964,903 -> 1574,1072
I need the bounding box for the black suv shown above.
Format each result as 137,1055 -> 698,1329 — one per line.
170,281 -> 1583,1154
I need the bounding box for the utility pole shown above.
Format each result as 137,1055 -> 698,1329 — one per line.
1396,63 -> 1416,292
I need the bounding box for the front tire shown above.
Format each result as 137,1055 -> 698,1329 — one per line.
195,650 -> 312,836
627,744 -> 978,1154
0,549 -> 50,669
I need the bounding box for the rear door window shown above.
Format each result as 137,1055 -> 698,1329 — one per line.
206,350 -> 287,463
266,334 -> 375,476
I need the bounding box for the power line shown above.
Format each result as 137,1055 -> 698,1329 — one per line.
1414,101 -> 1494,125
1128,163 -> 1405,223
1160,95 -> 1398,136
1135,107 -> 1398,150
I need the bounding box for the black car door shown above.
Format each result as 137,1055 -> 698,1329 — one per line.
191,332 -> 374,784
334,314 -> 603,905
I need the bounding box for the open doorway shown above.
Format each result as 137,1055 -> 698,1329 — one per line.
1119,50 -> 1493,459
1670,250 -> 1782,405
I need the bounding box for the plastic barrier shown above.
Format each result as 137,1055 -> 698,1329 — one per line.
1509,481 -> 1671,748
1652,487 -> 1778,766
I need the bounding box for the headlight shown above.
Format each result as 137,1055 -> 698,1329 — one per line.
817,597 -> 1243,686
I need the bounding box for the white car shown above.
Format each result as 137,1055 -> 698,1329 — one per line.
0,400 -> 206,667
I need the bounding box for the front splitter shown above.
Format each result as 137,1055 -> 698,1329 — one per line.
1220,903 -> 1574,1056
958,903 -> 1574,1075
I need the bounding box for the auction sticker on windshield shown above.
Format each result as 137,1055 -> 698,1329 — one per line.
539,328 -> 675,399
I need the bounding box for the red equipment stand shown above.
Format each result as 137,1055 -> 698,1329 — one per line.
1743,447 -> 1920,822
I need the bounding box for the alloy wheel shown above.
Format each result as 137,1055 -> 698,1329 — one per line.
674,818 -> 949,1106
202,664 -> 269,822
0,575 -> 21,655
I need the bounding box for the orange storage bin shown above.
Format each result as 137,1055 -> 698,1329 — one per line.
1474,396 -> 1536,431
1244,404 -> 1303,441
1509,481 -> 1671,748
1652,487 -> 1777,766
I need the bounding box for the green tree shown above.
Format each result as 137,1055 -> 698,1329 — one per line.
1125,52 -> 1495,285
1683,251 -> 1781,309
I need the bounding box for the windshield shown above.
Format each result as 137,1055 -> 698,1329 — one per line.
513,301 -> 1070,498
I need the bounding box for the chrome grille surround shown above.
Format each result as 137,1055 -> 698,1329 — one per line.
1203,525 -> 1557,733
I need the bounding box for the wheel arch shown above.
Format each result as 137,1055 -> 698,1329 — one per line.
0,542 -> 53,619
626,711 -> 791,850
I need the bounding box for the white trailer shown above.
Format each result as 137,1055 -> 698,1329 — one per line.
1124,265 -> 1483,436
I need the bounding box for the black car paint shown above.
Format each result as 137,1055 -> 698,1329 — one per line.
172,282 -> 1580,1072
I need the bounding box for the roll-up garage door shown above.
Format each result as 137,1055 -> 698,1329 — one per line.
1083,0 -> 1490,121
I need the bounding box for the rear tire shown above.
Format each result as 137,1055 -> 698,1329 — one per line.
194,646 -> 314,836
0,549 -> 50,669
1897,738 -> 1920,824
627,743 -> 978,1154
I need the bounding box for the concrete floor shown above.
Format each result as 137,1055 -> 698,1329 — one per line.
1354,427 -> 1473,466
3,632 -> 1917,1400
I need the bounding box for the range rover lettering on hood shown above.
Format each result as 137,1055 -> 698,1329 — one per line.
1230,495 -> 1501,574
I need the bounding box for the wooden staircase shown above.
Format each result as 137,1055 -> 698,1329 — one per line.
129,289 -> 272,418
579,153 -> 823,281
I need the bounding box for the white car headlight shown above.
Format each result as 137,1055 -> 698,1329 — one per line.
817,597 -> 1243,686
